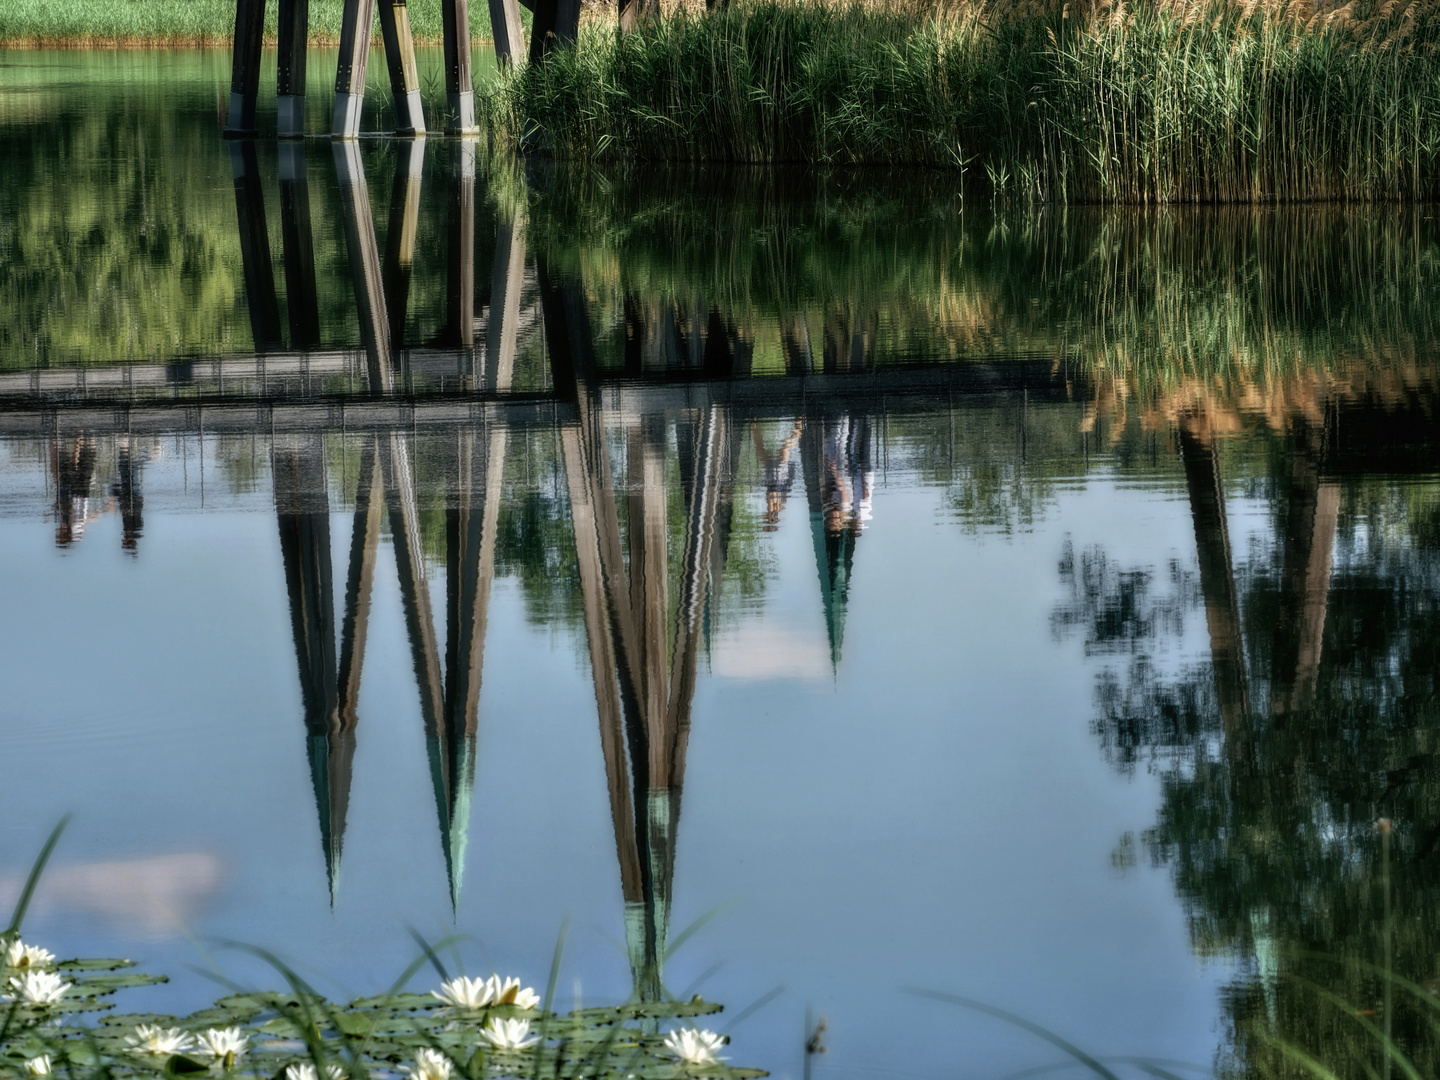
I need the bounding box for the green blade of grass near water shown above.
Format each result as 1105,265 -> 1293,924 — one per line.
907,989 -> 1123,1080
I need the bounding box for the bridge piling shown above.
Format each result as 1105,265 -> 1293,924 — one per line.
442,0 -> 482,129
277,0 -> 310,137
333,0 -> 377,137
224,0 -> 266,137
377,0 -> 426,136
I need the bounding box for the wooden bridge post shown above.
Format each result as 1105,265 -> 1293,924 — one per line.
441,0 -> 480,129
224,0 -> 266,137
277,0 -> 309,136
333,0 -> 377,137
487,0 -> 525,67
377,0 -> 427,136
529,0 -> 581,62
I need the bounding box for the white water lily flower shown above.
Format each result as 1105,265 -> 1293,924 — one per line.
25,1055 -> 52,1077
479,1017 -> 540,1051
284,1063 -> 346,1080
663,1029 -> 726,1066
4,940 -> 56,970
196,1027 -> 249,1067
490,977 -> 540,1009
6,970 -> 72,1006
125,1024 -> 196,1056
432,975 -> 495,1009
399,1047 -> 453,1080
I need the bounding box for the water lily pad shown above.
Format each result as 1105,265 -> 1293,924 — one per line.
164,1054 -> 209,1075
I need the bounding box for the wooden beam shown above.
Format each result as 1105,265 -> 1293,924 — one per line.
277,0 -> 310,136
442,0 -> 482,127
225,0 -> 266,136
333,0 -> 377,137
487,0 -> 525,66
377,0 -> 426,135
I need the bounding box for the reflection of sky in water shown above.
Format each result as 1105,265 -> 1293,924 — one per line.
0,434 -> 1227,1079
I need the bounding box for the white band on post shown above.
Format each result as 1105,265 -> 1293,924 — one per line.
277,95 -> 306,138
332,92 -> 364,139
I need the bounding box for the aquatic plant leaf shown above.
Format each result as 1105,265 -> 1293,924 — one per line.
345,994 -> 436,1013
59,960 -> 138,972
164,1054 -> 208,1075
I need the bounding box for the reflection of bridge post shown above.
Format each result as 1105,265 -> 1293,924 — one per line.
1270,418 -> 1338,720
279,144 -> 321,349
52,435 -> 97,549
823,307 -> 876,373
338,438 -> 383,727
445,141 -> 476,351
486,200 -> 527,386
428,226 -> 515,906
799,311 -> 877,671
384,139 -> 427,368
273,433 -> 354,903
781,314 -> 814,376
113,435 -> 145,553
545,266 -> 734,1002
230,141 -> 283,352
1179,422 -> 1252,759
334,142 -> 393,392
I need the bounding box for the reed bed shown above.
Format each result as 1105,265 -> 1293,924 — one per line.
485,0 -> 1440,201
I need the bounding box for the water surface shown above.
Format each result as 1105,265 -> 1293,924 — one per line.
3,48 -> 1440,1080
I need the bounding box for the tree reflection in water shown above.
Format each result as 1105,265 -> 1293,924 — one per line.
1056,380 -> 1440,1077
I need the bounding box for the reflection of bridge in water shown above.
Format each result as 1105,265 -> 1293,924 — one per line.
8,140 -> 1440,1004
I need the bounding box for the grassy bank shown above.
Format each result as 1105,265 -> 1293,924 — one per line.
487,0 -> 1440,201
0,0 -> 494,47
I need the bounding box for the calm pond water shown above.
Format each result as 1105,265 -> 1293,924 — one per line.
4,48 -> 1440,1080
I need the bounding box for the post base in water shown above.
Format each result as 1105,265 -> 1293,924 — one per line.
332,92 -> 364,139
446,91 -> 478,135
394,90 -> 426,137
278,141 -> 307,182
277,95 -> 305,138
223,91 -> 258,139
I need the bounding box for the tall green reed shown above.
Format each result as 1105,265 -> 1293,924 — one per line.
483,0 -> 1440,203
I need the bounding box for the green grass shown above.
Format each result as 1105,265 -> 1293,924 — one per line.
483,0 -> 1440,202
0,0 -> 495,46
